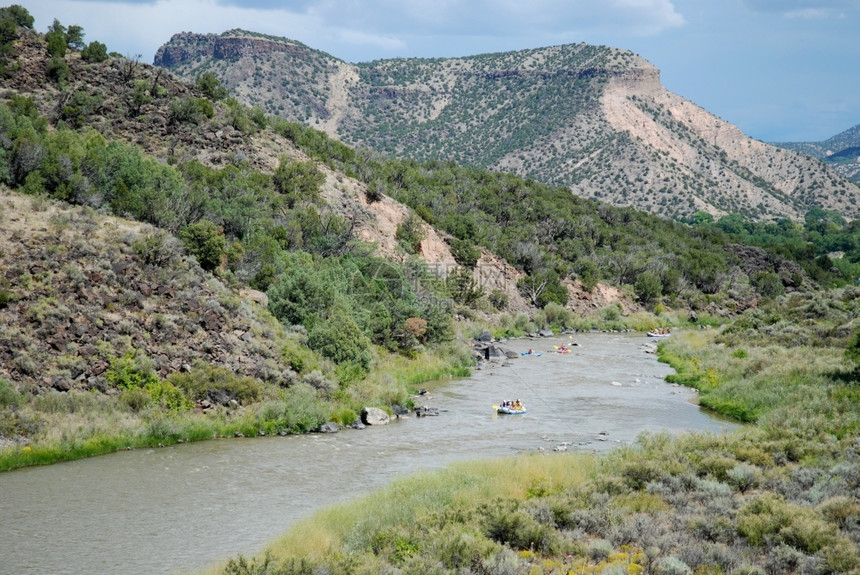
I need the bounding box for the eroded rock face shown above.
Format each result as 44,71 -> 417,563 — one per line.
361,407 -> 390,426
154,31 -> 309,68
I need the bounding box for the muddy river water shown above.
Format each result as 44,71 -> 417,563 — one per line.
0,333 -> 738,574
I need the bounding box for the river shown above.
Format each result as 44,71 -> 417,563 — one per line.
0,333 -> 737,575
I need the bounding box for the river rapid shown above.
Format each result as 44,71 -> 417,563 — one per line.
0,333 -> 737,575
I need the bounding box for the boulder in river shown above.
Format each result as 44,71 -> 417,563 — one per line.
392,404 -> 410,418
415,406 -> 440,417
361,407 -> 390,426
474,343 -> 511,360
317,422 -> 339,433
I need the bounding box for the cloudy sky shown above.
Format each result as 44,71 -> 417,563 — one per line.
19,0 -> 860,143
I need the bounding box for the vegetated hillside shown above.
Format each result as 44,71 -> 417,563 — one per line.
0,17 -> 838,330
156,30 -> 860,221
774,123 -> 860,184
0,14 -> 478,462
0,189 -> 294,396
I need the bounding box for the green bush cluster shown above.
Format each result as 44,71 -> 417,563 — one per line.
167,362 -> 263,405
267,251 -> 452,364
105,351 -> 158,390
689,206 -> 860,288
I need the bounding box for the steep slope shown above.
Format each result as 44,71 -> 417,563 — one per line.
156,30 -> 859,221
774,123 -> 860,184
0,188 -> 294,393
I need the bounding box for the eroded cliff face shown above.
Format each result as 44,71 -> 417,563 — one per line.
155,31 -> 859,221
597,73 -> 847,220
154,30 -> 312,68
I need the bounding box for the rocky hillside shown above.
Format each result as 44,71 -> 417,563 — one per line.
774,123 -> 860,184
0,188 -> 295,393
155,30 -> 859,221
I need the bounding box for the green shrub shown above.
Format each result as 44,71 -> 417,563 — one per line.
726,463 -> 759,493
168,97 -> 209,125
395,212 -> 425,254
281,336 -> 321,375
143,380 -> 192,413
81,41 -> 108,63
634,270 -> 662,304
450,238 -> 481,267
45,56 -> 69,86
330,407 -> 357,426
45,20 -> 67,57
167,363 -> 262,405
179,219 -> 226,271
655,556 -> 692,575
576,259 -> 600,292
587,539 -> 614,561
257,383 -> 328,433
273,157 -> 325,209
446,266 -> 485,307
195,71 -> 228,101
307,307 -> 371,370
0,378 -> 23,407
106,351 -> 158,390
488,289 -> 508,311
542,301 -> 572,329
483,501 -> 559,553
695,454 -> 739,481
736,493 -> 838,551
119,387 -> 150,412
132,231 -> 180,266
0,5 -> 34,29
621,459 -> 665,489
752,272 -> 785,298
334,362 -> 368,387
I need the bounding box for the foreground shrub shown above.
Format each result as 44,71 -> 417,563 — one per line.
726,463 -> 759,493
106,350 -> 158,390
168,363 -> 263,406
255,383 -> 328,434
737,493 -> 840,553
143,380 -> 193,413
0,378 -> 23,407
483,500 -> 560,553
655,555 -> 692,575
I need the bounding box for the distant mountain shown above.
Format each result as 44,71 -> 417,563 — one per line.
773,124 -> 860,184
155,30 -> 860,221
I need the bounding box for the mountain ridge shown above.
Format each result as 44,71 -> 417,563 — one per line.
773,123 -> 860,184
156,30 -> 859,221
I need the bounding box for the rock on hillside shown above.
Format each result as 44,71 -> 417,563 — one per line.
155,30 -> 860,221
0,189 -> 296,393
